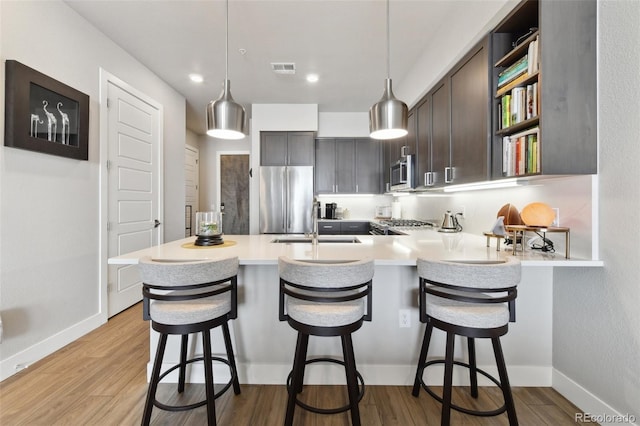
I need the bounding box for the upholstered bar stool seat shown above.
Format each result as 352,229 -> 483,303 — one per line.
138,256 -> 241,426
278,257 -> 374,426
412,257 -> 521,426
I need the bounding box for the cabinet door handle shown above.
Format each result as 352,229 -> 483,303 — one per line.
424,172 -> 434,187
356,184 -> 359,193
445,167 -> 453,184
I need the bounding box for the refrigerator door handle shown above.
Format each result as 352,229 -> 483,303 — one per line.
282,168 -> 287,231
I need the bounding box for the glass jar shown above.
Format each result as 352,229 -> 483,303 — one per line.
195,211 -> 223,245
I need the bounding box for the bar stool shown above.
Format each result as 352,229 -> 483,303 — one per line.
138,256 -> 241,426
278,256 -> 374,426
412,257 -> 520,426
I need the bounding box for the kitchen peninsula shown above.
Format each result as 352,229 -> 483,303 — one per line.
109,230 -> 601,387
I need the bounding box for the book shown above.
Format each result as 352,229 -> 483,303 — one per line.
502,127 -> 540,176
501,95 -> 511,128
496,72 -> 533,97
533,82 -> 539,117
527,134 -> 534,173
498,55 -> 528,87
502,136 -> 510,174
527,36 -> 539,75
526,84 -> 534,119
510,87 -> 526,125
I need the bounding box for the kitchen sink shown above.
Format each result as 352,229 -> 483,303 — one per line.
271,237 -> 361,244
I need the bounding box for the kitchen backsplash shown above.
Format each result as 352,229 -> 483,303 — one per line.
318,174 -> 595,260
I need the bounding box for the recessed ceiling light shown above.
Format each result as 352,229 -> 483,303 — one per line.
189,73 -> 204,83
306,74 -> 319,83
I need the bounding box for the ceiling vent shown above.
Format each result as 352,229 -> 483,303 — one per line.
271,62 -> 296,74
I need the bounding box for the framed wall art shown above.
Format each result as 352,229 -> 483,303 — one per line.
4,60 -> 89,160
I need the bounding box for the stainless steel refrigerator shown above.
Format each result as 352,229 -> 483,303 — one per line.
259,166 -> 313,234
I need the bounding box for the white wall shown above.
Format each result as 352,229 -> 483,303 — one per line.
551,1 -> 640,421
0,0 -> 186,380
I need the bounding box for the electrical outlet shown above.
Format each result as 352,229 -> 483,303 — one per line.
399,309 -> 411,328
459,206 -> 466,218
552,208 -> 560,227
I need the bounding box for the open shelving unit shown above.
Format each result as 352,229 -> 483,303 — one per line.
490,0 -> 597,180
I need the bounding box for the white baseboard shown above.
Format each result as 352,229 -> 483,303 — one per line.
553,369 -> 639,426
0,313 -> 106,382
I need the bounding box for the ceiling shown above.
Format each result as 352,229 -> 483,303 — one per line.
65,0 -> 477,135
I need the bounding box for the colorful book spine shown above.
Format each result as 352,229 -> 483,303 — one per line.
501,95 -> 511,128
498,55 -> 528,87
502,127 -> 540,176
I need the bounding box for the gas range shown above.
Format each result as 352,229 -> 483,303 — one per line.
379,219 -> 434,228
370,219 -> 434,235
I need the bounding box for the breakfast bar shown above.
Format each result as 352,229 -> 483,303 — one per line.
109,230 -> 600,387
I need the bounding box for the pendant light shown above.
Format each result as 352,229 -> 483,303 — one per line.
206,0 -> 246,140
369,0 -> 408,140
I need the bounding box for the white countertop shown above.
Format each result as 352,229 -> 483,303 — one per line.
108,229 -> 603,267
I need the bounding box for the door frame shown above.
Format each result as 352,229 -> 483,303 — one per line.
185,144 -> 200,236
216,151 -> 251,230
99,69 -> 164,321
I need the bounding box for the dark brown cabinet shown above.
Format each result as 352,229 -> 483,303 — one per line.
450,36 -> 491,185
260,131 -> 315,166
431,78 -> 451,187
355,139 -> 381,194
315,138 -> 382,194
318,221 -> 370,235
402,111 -> 417,157
382,137 -> 402,192
414,77 -> 451,189
413,37 -> 490,189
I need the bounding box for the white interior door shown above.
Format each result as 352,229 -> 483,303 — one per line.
185,145 -> 199,236
107,80 -> 161,317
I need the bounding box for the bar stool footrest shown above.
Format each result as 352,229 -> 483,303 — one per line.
153,356 -> 236,412
416,359 -> 507,417
286,357 -> 365,415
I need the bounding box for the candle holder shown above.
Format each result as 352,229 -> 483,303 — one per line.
195,211 -> 224,246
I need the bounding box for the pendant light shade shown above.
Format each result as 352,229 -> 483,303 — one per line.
369,0 -> 408,140
206,0 -> 246,140
369,78 -> 408,140
206,80 -> 246,140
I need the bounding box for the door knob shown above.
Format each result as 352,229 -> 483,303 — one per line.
154,219 -> 161,228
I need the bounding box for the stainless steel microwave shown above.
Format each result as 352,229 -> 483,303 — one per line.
390,154 -> 415,191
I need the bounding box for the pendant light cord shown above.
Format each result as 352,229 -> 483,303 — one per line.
386,0 -> 390,80
225,0 -> 229,82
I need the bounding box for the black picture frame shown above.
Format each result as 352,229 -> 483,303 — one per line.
4,60 -> 89,160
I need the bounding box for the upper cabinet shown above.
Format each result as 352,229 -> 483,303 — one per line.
355,138 -> 382,193
414,36 -> 491,189
402,111 -> 418,158
491,0 -> 597,178
450,36 -> 491,185
260,131 -> 315,166
315,138 -> 382,194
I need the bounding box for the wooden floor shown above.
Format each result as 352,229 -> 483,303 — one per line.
0,303 -> 592,425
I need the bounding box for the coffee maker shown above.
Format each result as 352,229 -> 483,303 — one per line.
325,202 -> 337,219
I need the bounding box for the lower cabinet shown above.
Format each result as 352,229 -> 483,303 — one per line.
318,221 -> 370,235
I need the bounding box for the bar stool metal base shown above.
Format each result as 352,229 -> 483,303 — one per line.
286,357 -> 365,415
150,355 -> 237,413
414,359 -> 508,417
